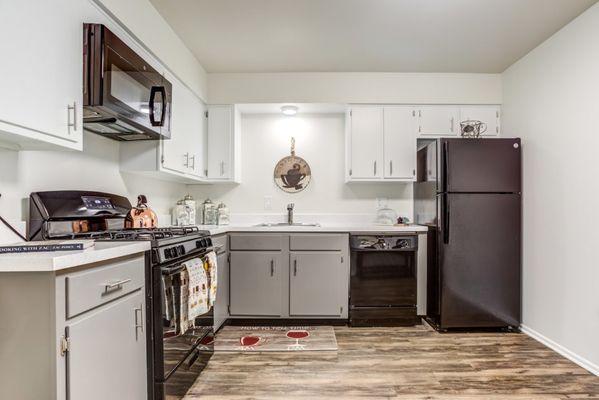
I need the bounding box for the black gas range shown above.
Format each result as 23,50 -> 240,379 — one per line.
28,191 -> 215,400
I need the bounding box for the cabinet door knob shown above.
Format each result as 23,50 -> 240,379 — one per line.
293,259 -> 298,276
390,161 -> 393,176
373,161 -> 377,176
270,260 -> 274,276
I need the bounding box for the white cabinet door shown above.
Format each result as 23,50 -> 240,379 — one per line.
416,106 -> 460,137
67,291 -> 146,400
460,105 -> 501,136
383,106 -> 417,180
162,76 -> 206,177
289,252 -> 342,316
207,105 -> 233,180
229,251 -> 282,316
349,106 -> 384,179
0,0 -> 83,149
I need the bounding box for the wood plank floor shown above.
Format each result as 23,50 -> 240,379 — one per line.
184,324 -> 599,399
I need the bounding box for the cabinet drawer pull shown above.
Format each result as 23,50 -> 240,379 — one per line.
450,117 -> 454,132
220,161 -> 225,176
293,259 -> 298,276
104,278 -> 131,292
390,160 -> 393,175
270,260 -> 274,276
373,161 -> 377,176
183,153 -> 189,167
189,155 -> 195,169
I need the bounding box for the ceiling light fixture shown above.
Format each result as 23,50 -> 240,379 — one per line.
281,105 -> 299,116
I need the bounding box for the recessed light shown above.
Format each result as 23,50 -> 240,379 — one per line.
281,105 -> 298,116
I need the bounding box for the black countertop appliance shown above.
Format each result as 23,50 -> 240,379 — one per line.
414,138 -> 522,331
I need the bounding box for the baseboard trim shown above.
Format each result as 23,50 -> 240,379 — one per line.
521,324 -> 599,376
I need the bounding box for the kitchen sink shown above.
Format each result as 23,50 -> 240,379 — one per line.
254,222 -> 321,227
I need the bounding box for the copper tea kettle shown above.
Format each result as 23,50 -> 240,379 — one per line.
125,195 -> 158,229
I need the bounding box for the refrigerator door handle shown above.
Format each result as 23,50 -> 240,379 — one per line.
443,141 -> 449,192
443,194 -> 450,244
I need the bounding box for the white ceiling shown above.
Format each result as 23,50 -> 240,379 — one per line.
150,0 -> 597,73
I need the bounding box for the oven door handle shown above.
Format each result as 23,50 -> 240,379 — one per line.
149,86 -> 167,127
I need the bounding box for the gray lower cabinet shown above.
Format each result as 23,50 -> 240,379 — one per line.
227,233 -> 349,319
229,251 -> 283,316
67,290 -> 146,400
0,253 -> 147,400
214,250 -> 229,330
290,252 -> 344,316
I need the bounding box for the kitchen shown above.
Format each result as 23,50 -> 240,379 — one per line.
1,0 -> 598,399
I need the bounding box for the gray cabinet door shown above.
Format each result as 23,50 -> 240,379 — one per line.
290,252 -> 342,316
214,251 -> 229,330
67,290 -> 146,400
230,251 -> 282,316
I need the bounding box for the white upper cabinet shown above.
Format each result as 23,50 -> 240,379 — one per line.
120,73 -> 209,184
347,106 -> 384,180
346,105 -> 415,182
162,76 -> 206,178
416,106 -> 460,137
0,0 -> 84,150
460,105 -> 501,136
383,106 -> 417,180
207,105 -> 241,182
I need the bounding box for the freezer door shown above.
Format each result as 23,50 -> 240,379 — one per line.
441,138 -> 521,193
438,193 -> 521,328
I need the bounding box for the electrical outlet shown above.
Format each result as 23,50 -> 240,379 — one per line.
264,196 -> 272,211
376,197 -> 388,209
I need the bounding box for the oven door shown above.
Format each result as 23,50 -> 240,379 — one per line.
350,248 -> 417,307
84,24 -> 172,140
152,253 -> 214,400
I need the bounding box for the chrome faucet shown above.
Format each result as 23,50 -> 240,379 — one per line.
287,203 -> 294,225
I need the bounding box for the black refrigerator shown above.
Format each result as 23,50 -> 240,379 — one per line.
414,138 -> 521,330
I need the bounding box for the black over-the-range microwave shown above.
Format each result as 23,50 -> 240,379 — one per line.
83,23 -> 172,141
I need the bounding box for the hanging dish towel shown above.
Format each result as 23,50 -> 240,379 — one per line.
204,251 -> 218,307
183,257 -> 209,324
178,268 -> 190,335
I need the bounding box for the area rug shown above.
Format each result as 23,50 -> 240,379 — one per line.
214,326 -> 338,352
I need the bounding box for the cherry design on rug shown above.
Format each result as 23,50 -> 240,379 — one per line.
237,335 -> 264,350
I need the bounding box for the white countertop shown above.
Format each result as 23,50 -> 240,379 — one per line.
0,241 -> 151,273
197,223 -> 429,236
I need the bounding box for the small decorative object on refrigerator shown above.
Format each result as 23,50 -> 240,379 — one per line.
217,203 -> 230,225
460,120 -> 487,138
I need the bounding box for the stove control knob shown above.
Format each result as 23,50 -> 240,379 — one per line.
177,245 -> 186,256
195,240 -> 203,249
396,239 -> 409,249
206,238 -> 213,247
164,248 -> 173,259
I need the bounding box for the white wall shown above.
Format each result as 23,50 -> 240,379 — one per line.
189,113 -> 413,222
0,133 -> 186,242
208,72 -> 502,104
94,0 -> 208,100
502,3 -> 599,374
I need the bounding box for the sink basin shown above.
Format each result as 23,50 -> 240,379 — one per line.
254,222 -> 321,227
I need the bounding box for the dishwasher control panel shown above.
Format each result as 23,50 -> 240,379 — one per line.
350,235 -> 417,251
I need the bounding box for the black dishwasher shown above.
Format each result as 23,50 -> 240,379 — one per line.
349,235 -> 419,326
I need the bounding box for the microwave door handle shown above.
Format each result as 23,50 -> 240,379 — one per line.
149,86 -> 166,127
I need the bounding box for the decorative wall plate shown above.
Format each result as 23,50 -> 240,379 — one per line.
274,137 -> 311,193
